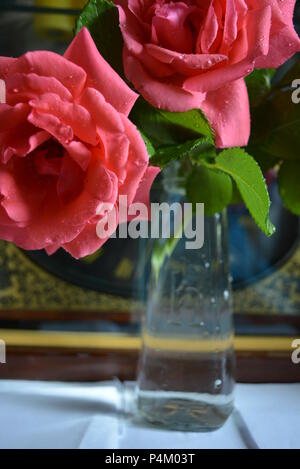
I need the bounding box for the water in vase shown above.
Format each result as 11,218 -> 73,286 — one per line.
137,210 -> 235,431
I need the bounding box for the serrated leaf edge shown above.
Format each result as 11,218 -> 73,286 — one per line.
214,148 -> 275,236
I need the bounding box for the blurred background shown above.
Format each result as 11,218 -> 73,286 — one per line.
0,0 -> 299,383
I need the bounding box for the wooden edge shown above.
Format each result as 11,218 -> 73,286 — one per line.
0,330 -> 299,383
0,329 -> 298,352
0,310 -> 132,322
0,348 -> 299,383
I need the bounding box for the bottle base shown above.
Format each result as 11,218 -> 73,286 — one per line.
137,390 -> 234,432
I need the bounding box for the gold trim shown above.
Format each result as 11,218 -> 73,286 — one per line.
234,336 -> 295,352
0,330 -> 141,350
0,329 -> 296,353
143,334 -> 234,353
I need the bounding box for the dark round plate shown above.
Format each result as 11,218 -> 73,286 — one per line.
24,183 -> 299,296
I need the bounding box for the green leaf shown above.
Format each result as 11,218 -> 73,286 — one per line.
230,180 -> 243,205
158,108 -> 214,140
151,237 -> 180,283
75,0 -> 124,77
150,136 -> 216,168
186,165 -> 232,216
245,68 -> 275,106
276,58 -> 300,89
81,248 -> 104,264
278,161 -> 300,216
249,84 -> 300,161
131,98 -> 215,168
213,148 -> 275,236
246,144 -> 279,172
261,119 -> 300,161
140,132 -> 155,158
151,211 -> 191,282
130,98 -> 214,148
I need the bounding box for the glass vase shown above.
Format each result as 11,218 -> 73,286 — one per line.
136,176 -> 235,432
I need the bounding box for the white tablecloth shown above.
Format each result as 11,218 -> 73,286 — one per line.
0,380 -> 299,449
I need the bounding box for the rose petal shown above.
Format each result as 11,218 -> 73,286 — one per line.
146,44 -> 227,78
56,153 -> 84,204
0,158 -> 47,223
80,87 -> 125,134
117,1 -> 145,56
80,87 -> 130,182
254,0 -> 300,68
118,114 -> 150,206
118,2 -> 174,78
183,57 -> 255,93
34,149 -> 62,177
0,80 -> 5,103
0,103 -> 30,132
245,6 -> 272,58
29,92 -> 98,146
134,47 -> 174,78
63,140 -> 91,172
62,164 -> 120,259
199,2 -> 219,54
220,0 -> 238,54
8,51 -> 86,98
28,110 -> 73,146
45,244 -> 60,256
128,165 -> 160,221
1,120 -> 50,164
62,207 -> 118,259
152,2 -> 195,53
30,158 -> 118,248
0,57 -> 16,79
0,220 -> 39,251
183,5 -> 272,93
0,204 -> 39,251
123,49 -> 205,111
64,27 -> 138,116
5,73 -> 73,106
201,78 -> 250,148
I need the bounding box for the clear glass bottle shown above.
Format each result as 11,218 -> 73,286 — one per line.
136,174 -> 235,432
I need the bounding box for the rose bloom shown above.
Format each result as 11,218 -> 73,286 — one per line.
116,0 -> 300,147
0,28 -> 159,259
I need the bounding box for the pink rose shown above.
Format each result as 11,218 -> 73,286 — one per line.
0,28 -> 159,259
116,0 -> 300,147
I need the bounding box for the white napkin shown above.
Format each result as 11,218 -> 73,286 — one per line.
0,380 -> 299,449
